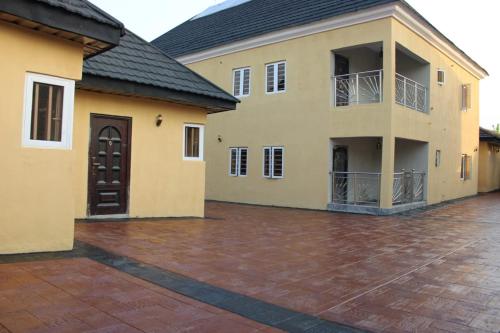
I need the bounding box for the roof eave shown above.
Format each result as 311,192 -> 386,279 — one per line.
0,0 -> 124,56
77,74 -> 238,113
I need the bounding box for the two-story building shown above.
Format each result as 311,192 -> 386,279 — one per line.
154,0 -> 488,214
0,0 -> 237,254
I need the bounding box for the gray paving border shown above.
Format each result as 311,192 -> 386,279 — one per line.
0,241 -> 371,333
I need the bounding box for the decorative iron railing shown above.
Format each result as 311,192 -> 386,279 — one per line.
331,170 -> 425,207
393,170 -> 426,205
395,73 -> 427,112
332,172 -> 381,206
333,70 -> 383,107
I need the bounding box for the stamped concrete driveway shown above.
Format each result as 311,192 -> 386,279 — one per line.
76,193 -> 500,333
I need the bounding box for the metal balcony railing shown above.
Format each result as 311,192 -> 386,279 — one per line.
331,170 -> 425,207
395,73 -> 427,112
333,70 -> 383,107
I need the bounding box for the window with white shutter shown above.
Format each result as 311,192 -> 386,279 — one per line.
266,61 -> 286,94
229,147 -> 248,176
263,146 -> 284,178
233,68 -> 251,97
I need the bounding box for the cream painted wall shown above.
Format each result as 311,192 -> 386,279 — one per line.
187,17 -> 481,211
73,90 -> 207,218
478,142 -> 500,192
0,22 -> 83,254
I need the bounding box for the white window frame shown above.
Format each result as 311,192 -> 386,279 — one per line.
263,146 -> 284,179
437,69 -> 445,86
229,147 -> 248,177
265,61 -> 286,94
183,124 -> 205,161
461,84 -> 471,112
232,67 -> 251,98
22,72 -> 75,149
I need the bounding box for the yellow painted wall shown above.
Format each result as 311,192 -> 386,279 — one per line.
187,17 -> 481,210
0,22 -> 83,254
478,142 -> 500,192
73,90 -> 207,218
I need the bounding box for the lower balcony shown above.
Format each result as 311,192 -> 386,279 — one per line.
328,137 -> 428,215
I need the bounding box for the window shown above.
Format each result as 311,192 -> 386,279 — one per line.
462,84 -> 471,111
229,147 -> 248,176
460,154 -> 472,180
233,68 -> 251,97
437,69 -> 445,85
266,61 -> 286,94
22,73 -> 75,149
183,124 -> 204,161
263,147 -> 284,178
435,150 -> 441,167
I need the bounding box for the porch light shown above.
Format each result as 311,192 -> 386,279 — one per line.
156,114 -> 163,127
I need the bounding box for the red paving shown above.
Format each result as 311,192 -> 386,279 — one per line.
74,193 -> 500,333
0,258 -> 281,333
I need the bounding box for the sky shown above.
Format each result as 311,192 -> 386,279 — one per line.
90,0 -> 497,128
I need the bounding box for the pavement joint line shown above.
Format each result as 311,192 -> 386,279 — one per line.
318,238 -> 483,315
74,240 -> 372,333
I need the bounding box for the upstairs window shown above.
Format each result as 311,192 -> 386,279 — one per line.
229,147 -> 248,176
460,154 -> 472,180
263,147 -> 284,178
22,73 -> 75,149
184,124 -> 204,161
437,69 -> 445,85
462,84 -> 471,111
266,61 -> 286,94
233,68 -> 251,97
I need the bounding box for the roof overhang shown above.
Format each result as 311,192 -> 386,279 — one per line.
77,74 -> 238,113
0,0 -> 124,58
177,2 -> 488,80
480,128 -> 500,145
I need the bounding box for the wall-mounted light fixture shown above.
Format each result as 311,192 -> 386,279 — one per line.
474,147 -> 478,152
156,114 -> 163,127
217,135 -> 223,143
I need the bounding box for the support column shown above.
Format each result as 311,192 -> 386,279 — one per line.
379,136 -> 395,209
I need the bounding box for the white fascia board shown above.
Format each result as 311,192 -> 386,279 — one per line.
177,3 -> 488,80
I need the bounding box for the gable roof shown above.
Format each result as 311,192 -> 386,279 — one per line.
480,127 -> 500,145
0,0 -> 124,57
153,0 -> 396,58
152,0 -> 487,79
78,30 -> 238,112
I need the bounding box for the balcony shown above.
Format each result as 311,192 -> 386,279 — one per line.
333,70 -> 383,107
331,170 -> 425,207
395,73 -> 427,112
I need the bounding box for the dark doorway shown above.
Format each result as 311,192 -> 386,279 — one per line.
332,146 -> 348,203
334,54 -> 350,106
88,114 -> 131,216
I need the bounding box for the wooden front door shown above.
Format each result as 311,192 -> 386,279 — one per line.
88,115 -> 131,216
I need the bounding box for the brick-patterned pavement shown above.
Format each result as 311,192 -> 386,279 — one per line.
74,193 -> 500,332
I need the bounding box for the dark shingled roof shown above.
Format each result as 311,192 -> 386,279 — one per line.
79,31 -> 238,111
152,0 -> 487,77
35,0 -> 123,29
480,127 -> 500,145
152,0 -> 398,58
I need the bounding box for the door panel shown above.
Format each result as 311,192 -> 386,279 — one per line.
88,115 -> 131,216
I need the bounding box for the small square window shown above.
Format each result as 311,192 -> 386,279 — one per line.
263,146 -> 284,178
266,61 -> 286,94
437,69 -> 445,85
233,68 -> 251,97
183,124 -> 204,161
229,147 -> 248,176
22,73 -> 75,149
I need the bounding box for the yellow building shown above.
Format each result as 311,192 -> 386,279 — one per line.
0,1 -> 236,254
479,128 -> 500,193
154,0 -> 488,214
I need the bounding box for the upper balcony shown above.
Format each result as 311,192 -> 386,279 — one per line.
332,43 -> 430,113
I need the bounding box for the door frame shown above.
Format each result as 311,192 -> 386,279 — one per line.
331,145 -> 349,203
87,113 -> 132,217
